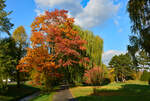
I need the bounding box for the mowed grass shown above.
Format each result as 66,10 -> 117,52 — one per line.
30,92 -> 55,101
70,80 -> 150,101
0,82 -> 40,101
30,86 -> 60,101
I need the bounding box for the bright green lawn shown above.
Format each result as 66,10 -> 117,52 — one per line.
30,86 -> 59,101
30,92 -> 55,101
0,82 -> 40,101
70,80 -> 150,101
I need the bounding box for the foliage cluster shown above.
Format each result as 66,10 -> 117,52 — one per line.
127,0 -> 150,54
74,26 -> 103,67
84,67 -> 104,85
17,10 -> 93,90
0,38 -> 18,91
109,54 -> 135,82
0,0 -> 13,36
140,70 -> 150,81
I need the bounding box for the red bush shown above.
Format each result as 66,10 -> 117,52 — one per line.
84,67 -> 104,85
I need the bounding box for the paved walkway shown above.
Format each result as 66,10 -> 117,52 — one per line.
53,85 -> 77,101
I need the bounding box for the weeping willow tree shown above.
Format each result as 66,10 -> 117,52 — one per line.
73,25 -> 103,68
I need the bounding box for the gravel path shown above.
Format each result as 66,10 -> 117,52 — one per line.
53,85 -> 77,101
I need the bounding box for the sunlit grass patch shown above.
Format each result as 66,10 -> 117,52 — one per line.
70,80 -> 150,101
30,92 -> 55,101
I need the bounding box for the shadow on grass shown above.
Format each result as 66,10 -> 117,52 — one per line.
0,84 -> 40,101
93,84 -> 150,96
74,84 -> 150,101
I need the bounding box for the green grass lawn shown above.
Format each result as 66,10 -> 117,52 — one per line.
30,92 -> 55,101
0,82 -> 40,101
70,80 -> 150,101
30,86 -> 60,101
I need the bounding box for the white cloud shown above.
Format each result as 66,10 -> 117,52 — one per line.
34,0 -> 83,16
34,0 -> 120,28
102,50 -> 125,65
75,0 -> 120,28
34,9 -> 44,16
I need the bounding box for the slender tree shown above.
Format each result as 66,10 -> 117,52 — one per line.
12,26 -> 28,87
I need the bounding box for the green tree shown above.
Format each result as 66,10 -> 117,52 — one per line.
0,0 -> 13,36
109,54 -> 133,82
137,50 -> 150,70
140,70 -> 150,81
127,0 -> 150,54
59,25 -> 103,84
12,26 -> 28,87
0,37 -> 17,91
73,25 -> 103,68
127,36 -> 139,72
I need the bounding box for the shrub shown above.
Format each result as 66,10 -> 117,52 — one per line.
140,70 -> 150,81
102,78 -> 111,85
134,71 -> 142,80
108,68 -> 115,82
84,67 -> 104,85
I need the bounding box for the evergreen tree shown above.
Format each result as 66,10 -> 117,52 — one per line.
0,37 -> 18,91
109,54 -> 133,82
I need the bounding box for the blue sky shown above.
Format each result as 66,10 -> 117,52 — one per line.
5,0 -> 132,64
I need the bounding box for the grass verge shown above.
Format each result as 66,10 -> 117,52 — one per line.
30,92 -> 56,101
30,86 -> 60,101
70,80 -> 150,101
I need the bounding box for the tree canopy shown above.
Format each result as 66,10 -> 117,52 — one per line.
12,25 -> 28,87
73,26 -> 103,68
0,37 -> 18,90
137,50 -> 150,70
109,54 -> 133,82
17,10 -> 90,88
0,0 -> 13,36
127,0 -> 150,54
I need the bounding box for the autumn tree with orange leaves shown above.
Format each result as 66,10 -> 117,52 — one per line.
17,9 -> 89,89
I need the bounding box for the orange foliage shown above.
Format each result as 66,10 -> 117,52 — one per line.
17,9 -> 88,86
30,9 -> 88,67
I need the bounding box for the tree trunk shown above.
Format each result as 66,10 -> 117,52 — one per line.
17,70 -> 20,88
5,76 -> 8,88
122,77 -> 125,82
116,76 -> 119,82
17,44 -> 22,88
